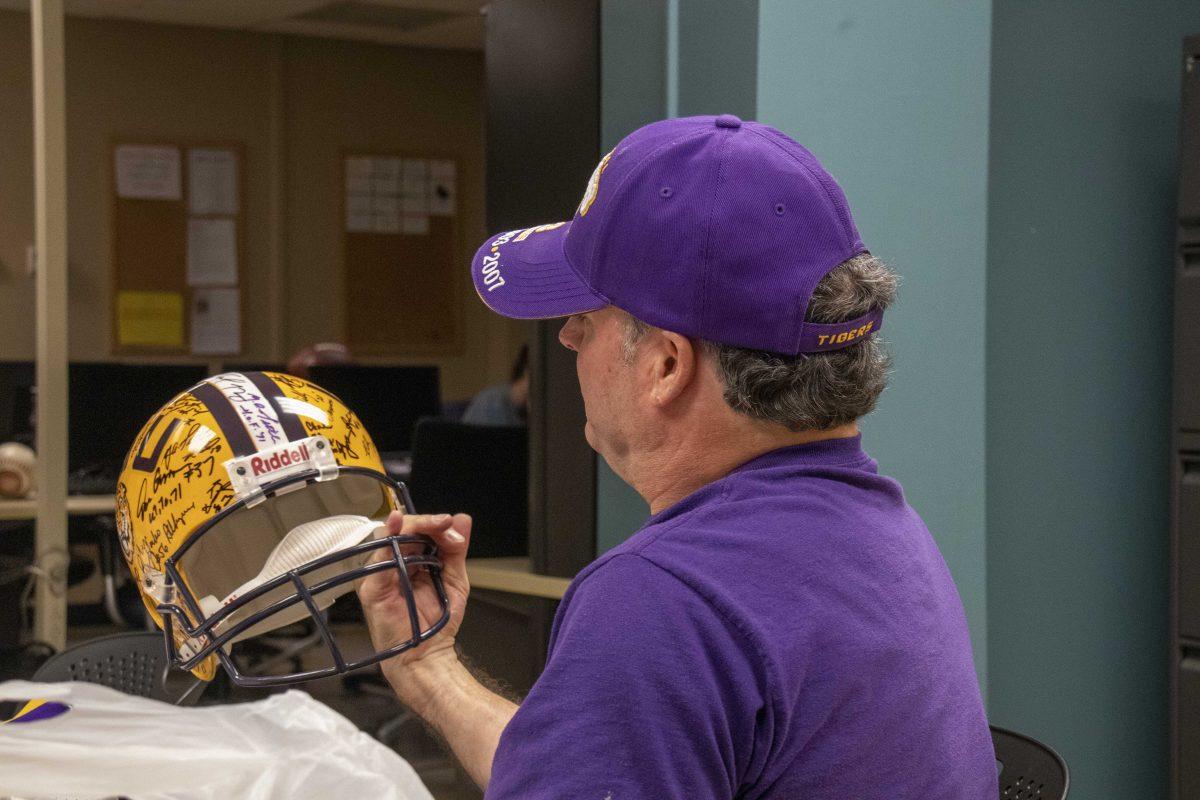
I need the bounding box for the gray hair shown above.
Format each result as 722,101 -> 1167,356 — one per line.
621,252 -> 898,431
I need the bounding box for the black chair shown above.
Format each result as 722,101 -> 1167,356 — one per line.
991,725 -> 1069,799
31,632 -> 205,706
408,418 -> 528,558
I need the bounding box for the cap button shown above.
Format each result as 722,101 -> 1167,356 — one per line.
715,114 -> 742,129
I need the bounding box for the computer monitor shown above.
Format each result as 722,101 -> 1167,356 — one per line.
68,363 -> 208,475
0,361 -> 35,443
307,365 -> 440,453
408,418 -> 528,557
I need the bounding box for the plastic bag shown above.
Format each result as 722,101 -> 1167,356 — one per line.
0,680 -> 435,800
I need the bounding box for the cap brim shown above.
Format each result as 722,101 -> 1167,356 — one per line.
471,221 -> 608,320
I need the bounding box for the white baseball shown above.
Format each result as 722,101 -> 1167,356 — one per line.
0,442 -> 36,499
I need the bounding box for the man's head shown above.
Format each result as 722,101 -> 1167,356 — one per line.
557,251 -> 897,483
626,251 -> 898,431
471,116 -> 896,503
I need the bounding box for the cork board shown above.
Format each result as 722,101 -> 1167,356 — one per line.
110,142 -> 244,355
342,154 -> 461,356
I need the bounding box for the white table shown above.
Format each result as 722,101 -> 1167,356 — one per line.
0,495 -> 115,521
0,495 -> 116,646
466,557 -> 571,600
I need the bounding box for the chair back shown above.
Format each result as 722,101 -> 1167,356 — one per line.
408,418 -> 528,558
32,632 -> 204,706
991,725 -> 1069,799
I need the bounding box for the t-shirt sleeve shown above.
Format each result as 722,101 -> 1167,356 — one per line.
485,553 -> 764,800
461,383 -> 520,426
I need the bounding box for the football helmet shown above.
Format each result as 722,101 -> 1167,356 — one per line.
116,371 -> 448,686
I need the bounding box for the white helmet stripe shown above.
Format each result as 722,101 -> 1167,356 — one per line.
205,372 -> 287,452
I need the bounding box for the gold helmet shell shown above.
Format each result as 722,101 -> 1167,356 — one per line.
117,371 -> 448,685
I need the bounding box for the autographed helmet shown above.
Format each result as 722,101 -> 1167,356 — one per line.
116,371 -> 448,686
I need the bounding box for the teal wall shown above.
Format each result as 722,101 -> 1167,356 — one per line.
598,6 -> 1194,793
596,0 -> 663,554
673,0 -> 757,119
600,0 -> 667,155
986,2 -> 1200,797
756,0 -> 994,687
596,0 -> 763,553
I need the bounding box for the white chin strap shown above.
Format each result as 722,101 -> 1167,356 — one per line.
199,514 -> 383,642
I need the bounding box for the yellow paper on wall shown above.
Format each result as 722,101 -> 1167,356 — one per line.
117,290 -> 184,348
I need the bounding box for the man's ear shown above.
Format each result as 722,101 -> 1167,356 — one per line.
649,330 -> 697,407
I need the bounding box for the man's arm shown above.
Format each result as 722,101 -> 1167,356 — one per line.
356,511 -> 515,790
383,649 -> 517,788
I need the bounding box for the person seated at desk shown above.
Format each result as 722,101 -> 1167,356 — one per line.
461,345 -> 528,427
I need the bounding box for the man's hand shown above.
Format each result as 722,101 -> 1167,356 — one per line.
357,510 -> 518,790
357,511 -> 472,700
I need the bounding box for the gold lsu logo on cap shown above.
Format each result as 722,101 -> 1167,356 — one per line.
577,148 -> 615,217
514,222 -> 567,243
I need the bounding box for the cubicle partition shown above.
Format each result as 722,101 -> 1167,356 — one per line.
464,0 -> 601,696
1173,31 -> 1200,800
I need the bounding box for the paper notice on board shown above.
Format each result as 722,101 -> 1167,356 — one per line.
117,291 -> 184,348
429,160 -> 456,216
346,195 -> 374,233
345,156 -> 373,196
187,218 -> 238,286
188,149 -> 239,215
376,213 -> 402,234
191,288 -> 241,355
402,215 -> 430,235
346,172 -> 372,197
345,155 -> 442,234
374,194 -> 403,235
374,158 -> 401,195
115,145 -> 182,200
401,192 -> 428,216
375,195 -> 400,222
402,159 -> 428,193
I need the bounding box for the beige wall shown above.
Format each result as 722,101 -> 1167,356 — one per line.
0,13 -> 36,357
0,11 -> 524,400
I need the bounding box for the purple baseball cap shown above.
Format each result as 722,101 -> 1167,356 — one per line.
471,115 -> 880,354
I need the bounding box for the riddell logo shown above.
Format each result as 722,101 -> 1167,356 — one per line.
250,443 -> 310,477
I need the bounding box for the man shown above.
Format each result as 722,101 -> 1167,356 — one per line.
358,115 -> 996,798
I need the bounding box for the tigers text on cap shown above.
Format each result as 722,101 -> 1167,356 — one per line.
471,114 -> 880,355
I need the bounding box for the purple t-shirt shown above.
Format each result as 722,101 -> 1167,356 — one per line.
486,435 -> 995,799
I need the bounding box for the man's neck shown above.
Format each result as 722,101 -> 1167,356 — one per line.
632,418 -> 859,515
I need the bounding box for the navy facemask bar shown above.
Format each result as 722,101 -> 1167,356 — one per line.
155,467 -> 450,687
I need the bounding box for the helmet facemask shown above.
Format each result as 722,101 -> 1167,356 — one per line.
154,466 -> 449,687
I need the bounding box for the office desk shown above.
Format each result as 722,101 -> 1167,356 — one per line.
466,557 -> 570,600
0,495 -> 116,645
0,495 -> 115,521
458,558 -> 569,699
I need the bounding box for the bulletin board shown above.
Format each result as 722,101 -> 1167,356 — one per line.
342,154 -> 461,356
110,142 -> 244,356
